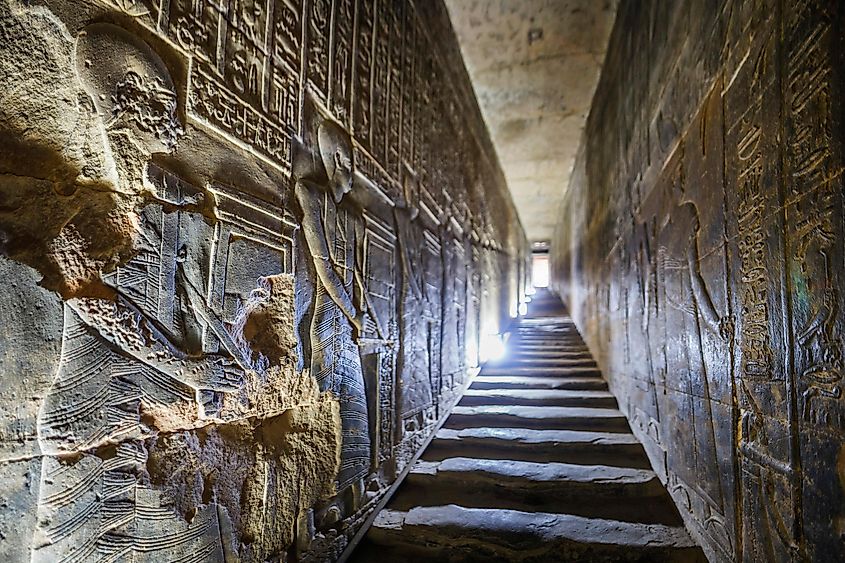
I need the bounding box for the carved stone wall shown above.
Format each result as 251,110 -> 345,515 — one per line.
0,0 -> 527,561
550,1 -> 844,561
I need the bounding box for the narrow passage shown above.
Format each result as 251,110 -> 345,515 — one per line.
353,289 -> 706,562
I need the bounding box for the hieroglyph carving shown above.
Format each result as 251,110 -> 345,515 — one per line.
1,0 -> 525,560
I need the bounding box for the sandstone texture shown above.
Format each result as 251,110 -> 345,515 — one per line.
551,1 -> 845,561
0,0 -> 527,561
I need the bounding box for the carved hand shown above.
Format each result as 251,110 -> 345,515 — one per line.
352,311 -> 371,335
180,356 -> 246,392
718,316 -> 735,342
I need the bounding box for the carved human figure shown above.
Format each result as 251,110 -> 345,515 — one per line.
661,198 -> 731,533
294,114 -> 371,492
394,171 -> 433,418
32,26 -> 236,561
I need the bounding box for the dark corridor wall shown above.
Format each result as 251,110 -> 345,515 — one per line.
551,1 -> 845,562
0,0 -> 527,561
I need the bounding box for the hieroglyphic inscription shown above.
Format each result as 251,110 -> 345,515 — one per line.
734,120 -> 771,379
783,3 -> 845,559
552,2 -> 845,561
305,0 -> 331,99
329,0 -> 354,125
351,0 -> 375,149
370,3 -> 389,165
783,4 -> 843,430
4,1 -> 527,561
189,62 -> 293,169
385,1 -> 403,177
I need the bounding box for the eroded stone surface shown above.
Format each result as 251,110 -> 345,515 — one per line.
550,1 -> 845,561
0,0 -> 527,560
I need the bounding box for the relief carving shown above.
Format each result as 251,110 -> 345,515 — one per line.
0,0 -> 527,560
394,169 -> 433,419
293,98 -> 372,493
552,2 -> 845,560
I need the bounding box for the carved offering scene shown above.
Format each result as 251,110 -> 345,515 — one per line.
1,0 -> 844,562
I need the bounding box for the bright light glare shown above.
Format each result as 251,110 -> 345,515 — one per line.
533,255 -> 550,287
526,287 -> 537,296
480,333 -> 506,363
518,302 -> 528,316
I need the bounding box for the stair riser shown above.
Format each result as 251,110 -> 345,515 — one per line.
481,369 -> 602,378
469,380 -> 608,391
424,439 -> 651,469
458,395 -> 618,408
444,414 -> 630,433
394,479 -> 677,524
508,342 -> 590,354
494,360 -> 598,368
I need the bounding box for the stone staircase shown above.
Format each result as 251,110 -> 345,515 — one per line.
351,289 -> 706,562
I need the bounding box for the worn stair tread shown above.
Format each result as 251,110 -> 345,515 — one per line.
493,361 -> 598,370
460,388 -> 616,407
393,458 -> 682,525
411,457 -> 657,487
510,350 -> 592,356
447,405 -> 628,431
470,375 -> 608,390
513,345 -> 589,352
368,505 -> 702,560
424,427 -> 651,468
432,426 -> 641,447
482,366 -> 601,377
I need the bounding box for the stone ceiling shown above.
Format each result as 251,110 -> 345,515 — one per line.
445,0 -> 617,244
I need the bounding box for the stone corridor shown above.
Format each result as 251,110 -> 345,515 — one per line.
1,0 -> 844,561
352,289 -> 705,562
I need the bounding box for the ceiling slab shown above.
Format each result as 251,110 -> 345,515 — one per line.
445,0 -> 617,243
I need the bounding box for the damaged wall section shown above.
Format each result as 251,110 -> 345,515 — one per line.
0,0 -> 528,561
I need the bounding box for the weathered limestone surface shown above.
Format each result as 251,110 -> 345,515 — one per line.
551,1 -> 845,561
0,0 -> 527,561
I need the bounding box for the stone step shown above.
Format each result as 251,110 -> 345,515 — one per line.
393,457 -> 678,524
424,427 -> 651,468
514,334 -> 583,340
445,405 -> 630,432
506,356 -> 593,364
459,388 -> 617,408
361,506 -> 705,563
515,327 -> 579,332
470,375 -> 608,391
516,318 -> 574,325
493,357 -> 597,368
512,341 -> 588,349
482,366 -> 602,377
509,349 -> 593,357
513,330 -> 583,336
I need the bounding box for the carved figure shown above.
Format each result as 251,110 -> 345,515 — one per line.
31,26 -> 242,561
394,170 -> 433,417
294,108 -> 371,491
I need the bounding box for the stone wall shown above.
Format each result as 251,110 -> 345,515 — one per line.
551,1 -> 844,561
0,0 -> 527,561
